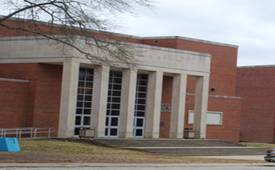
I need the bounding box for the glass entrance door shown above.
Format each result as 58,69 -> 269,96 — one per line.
74,68 -> 94,135
133,74 -> 148,137
105,71 -> 122,137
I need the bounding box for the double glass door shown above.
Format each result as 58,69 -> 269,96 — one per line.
74,68 -> 94,135
133,74 -> 148,137
105,71 -> 122,137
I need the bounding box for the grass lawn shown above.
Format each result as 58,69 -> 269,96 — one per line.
241,142 -> 275,148
0,139 -> 265,163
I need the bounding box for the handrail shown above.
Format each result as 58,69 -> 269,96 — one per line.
0,127 -> 54,139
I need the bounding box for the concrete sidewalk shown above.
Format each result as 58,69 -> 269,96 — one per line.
0,163 -> 273,168
195,155 -> 266,161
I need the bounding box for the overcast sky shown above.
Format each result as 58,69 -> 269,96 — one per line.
111,0 -> 275,66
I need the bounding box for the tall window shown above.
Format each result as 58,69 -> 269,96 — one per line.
133,74 -> 148,137
105,71 -> 122,137
74,68 -> 94,135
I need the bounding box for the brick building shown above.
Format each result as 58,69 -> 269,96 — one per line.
0,19 -> 241,142
237,66 -> 275,143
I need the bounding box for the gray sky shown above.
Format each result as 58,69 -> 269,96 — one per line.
112,0 -> 275,66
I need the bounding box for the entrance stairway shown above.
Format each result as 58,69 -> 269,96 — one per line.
92,139 -> 241,147
90,139 -> 267,156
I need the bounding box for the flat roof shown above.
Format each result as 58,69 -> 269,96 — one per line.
238,65 -> 275,68
142,36 -> 238,48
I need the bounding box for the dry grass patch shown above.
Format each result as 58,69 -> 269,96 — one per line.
241,142 -> 275,148
0,139 -> 265,163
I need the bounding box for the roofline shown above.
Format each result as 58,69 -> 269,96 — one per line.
238,65 -> 275,69
1,16 -> 238,49
142,36 -> 238,48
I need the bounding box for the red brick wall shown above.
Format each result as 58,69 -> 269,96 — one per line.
0,80 -> 31,128
160,76 -> 173,138
0,19 -> 142,44
0,63 -> 62,135
237,67 -> 275,143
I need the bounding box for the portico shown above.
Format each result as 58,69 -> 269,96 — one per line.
0,36 -> 211,139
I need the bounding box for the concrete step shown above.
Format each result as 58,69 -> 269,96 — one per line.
134,147 -> 267,156
142,147 -> 267,156
91,139 -> 242,148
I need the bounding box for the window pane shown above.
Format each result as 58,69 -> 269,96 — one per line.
105,117 -> 109,126
77,95 -> 84,101
78,81 -> 85,87
110,128 -> 118,136
111,117 -> 118,126
137,105 -> 145,110
84,102 -> 91,108
84,109 -> 91,115
85,88 -> 93,94
139,80 -> 147,86
75,116 -> 81,125
74,128 -> 80,135
136,111 -> 145,117
86,82 -> 93,87
135,129 -> 143,136
136,118 -> 143,127
112,97 -> 120,103
137,93 -> 146,98
112,104 -> 120,109
76,109 -> 83,115
136,99 -> 146,104
77,101 -> 83,107
83,116 -> 90,125
138,86 -> 147,91
79,71 -> 85,80
112,91 -> 121,96
110,110 -> 120,116
78,88 -> 85,94
85,95 -> 92,101
113,78 -> 122,84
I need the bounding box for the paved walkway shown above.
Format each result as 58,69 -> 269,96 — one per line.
0,163 -> 275,170
123,146 -> 258,149
195,155 -> 265,161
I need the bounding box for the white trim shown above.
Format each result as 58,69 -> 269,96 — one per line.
186,92 -> 241,100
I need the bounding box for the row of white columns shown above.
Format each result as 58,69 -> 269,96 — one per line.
58,59 -> 209,139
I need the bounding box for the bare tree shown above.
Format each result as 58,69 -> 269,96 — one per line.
0,0 -> 152,64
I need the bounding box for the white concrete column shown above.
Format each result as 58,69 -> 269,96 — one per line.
194,75 -> 209,139
91,65 -> 110,138
119,68 -> 137,138
144,71 -> 163,138
170,73 -> 187,138
58,58 -> 80,138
